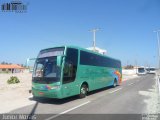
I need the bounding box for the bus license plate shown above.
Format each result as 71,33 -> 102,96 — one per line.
38,92 -> 44,95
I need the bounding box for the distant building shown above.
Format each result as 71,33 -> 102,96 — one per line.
86,47 -> 107,55
0,64 -> 24,73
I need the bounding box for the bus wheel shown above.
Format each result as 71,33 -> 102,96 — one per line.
113,79 -> 117,88
79,84 -> 87,98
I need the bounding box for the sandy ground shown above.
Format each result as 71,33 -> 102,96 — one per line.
0,72 -> 36,113
0,69 -> 138,113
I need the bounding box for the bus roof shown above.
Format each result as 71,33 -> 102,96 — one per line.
40,45 -> 121,62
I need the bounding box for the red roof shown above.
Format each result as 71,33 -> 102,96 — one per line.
0,64 -> 24,69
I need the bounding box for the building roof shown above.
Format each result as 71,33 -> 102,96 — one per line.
0,64 -> 24,69
86,47 -> 107,55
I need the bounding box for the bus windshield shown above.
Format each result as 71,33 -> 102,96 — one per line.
138,68 -> 145,73
149,68 -> 155,71
33,57 -> 61,84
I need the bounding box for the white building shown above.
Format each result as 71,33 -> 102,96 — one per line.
0,64 -> 24,73
86,47 -> 107,55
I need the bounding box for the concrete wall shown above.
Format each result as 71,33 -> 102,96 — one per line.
122,68 -> 137,75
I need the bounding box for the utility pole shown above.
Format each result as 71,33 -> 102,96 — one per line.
154,30 -> 160,69
135,59 -> 138,74
89,28 -> 100,51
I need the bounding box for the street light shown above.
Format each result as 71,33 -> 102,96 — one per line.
154,30 -> 160,69
89,28 -> 100,51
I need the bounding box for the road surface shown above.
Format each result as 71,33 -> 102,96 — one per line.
5,74 -> 160,120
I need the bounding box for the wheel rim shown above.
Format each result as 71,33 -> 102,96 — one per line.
114,80 -> 117,87
81,87 -> 86,95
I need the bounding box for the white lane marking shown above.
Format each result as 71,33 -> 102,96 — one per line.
128,83 -> 134,86
45,101 -> 90,120
109,88 -> 122,94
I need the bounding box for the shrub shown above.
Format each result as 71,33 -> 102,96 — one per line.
7,76 -> 20,84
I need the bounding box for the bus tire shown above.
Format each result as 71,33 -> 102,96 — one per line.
79,84 -> 88,98
113,79 -> 117,88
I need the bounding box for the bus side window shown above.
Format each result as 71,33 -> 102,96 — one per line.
63,48 -> 78,84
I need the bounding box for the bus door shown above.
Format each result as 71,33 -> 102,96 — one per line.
62,48 -> 79,97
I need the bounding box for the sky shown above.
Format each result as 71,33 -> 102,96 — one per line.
0,0 -> 160,67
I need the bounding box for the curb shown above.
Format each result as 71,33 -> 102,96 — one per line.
157,75 -> 160,95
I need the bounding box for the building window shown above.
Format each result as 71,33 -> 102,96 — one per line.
2,69 -> 6,71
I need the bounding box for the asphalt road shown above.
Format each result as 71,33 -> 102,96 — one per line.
8,74 -> 159,120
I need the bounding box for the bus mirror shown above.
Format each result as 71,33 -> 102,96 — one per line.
57,56 -> 62,67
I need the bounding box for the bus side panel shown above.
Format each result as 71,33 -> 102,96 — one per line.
77,65 -> 114,91
61,66 -> 122,99
61,80 -> 80,98
107,68 -> 122,86
76,65 -> 94,91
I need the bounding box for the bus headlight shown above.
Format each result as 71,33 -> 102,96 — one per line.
51,85 -> 60,89
32,85 -> 35,89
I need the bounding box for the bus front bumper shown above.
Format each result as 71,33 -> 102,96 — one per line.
32,87 -> 63,99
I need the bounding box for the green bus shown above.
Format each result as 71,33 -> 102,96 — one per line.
32,46 -> 122,99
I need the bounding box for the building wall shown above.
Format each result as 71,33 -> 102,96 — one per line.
0,68 -> 23,73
